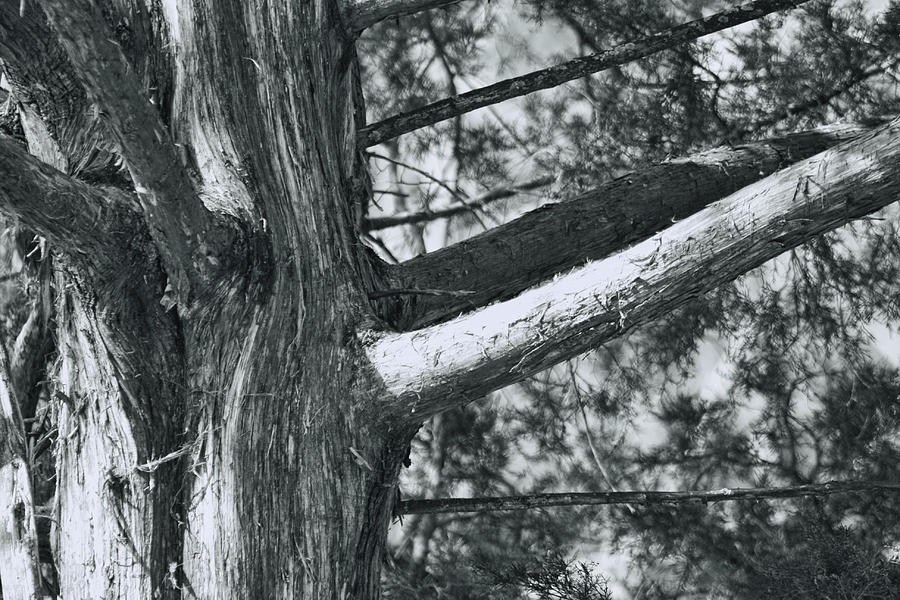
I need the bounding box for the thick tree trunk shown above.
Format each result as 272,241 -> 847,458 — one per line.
4,0 -> 406,597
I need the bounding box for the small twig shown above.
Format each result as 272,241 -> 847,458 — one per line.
134,443 -> 194,473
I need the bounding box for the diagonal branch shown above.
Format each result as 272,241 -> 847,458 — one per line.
38,0 -> 235,299
383,121 -> 876,329
358,0 -> 811,147
365,175 -> 553,231
365,118 -> 900,420
399,480 -> 900,514
0,134 -> 140,262
347,0 -> 464,33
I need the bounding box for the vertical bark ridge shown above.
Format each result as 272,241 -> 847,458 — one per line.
53,283 -> 185,599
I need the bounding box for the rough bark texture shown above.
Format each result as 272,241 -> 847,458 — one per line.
384,123 -> 874,329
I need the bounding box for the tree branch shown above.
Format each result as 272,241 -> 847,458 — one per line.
365,118 -> 900,419
0,134 -> 140,260
383,122 -> 876,329
38,0 -> 236,299
365,176 -> 553,230
399,480 -> 900,514
346,0 -> 464,33
358,0 -> 811,147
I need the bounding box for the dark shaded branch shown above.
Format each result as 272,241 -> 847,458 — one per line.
347,0 -> 464,33
384,122 -> 875,329
0,134 -> 140,261
400,480 -> 900,514
358,0 -> 810,147
366,176 -> 553,230
39,0 -> 235,299
366,118 -> 900,420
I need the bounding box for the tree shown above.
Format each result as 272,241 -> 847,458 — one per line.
0,1 -> 897,599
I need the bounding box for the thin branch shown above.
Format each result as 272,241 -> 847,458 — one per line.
366,117 -> 900,420
365,176 -> 553,230
347,0 -> 464,33
399,480 -> 900,514
359,0 -> 811,147
385,121 -> 877,330
39,0 -> 236,299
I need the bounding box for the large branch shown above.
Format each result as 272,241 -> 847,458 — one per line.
365,118 -> 900,420
400,480 -> 900,515
358,0 -> 810,147
39,0 -> 233,298
0,134 -> 149,269
346,0 -> 464,33
383,122 -> 875,329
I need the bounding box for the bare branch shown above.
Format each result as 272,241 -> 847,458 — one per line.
347,0 -> 464,33
384,122 -> 876,329
39,0 -> 235,298
365,176 -> 553,230
399,480 -> 900,515
365,118 -> 900,419
359,0 -> 811,147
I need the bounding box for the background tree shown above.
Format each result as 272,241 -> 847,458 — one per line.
0,0 -> 898,599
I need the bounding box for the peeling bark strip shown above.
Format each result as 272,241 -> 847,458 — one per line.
39,0 -> 233,298
358,0 -> 810,147
347,0 -> 464,32
0,349 -> 43,597
386,122 -> 874,329
366,118 -> 900,418
400,480 -> 900,514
